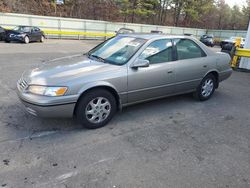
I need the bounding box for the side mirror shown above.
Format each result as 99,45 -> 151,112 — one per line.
131,59 -> 150,68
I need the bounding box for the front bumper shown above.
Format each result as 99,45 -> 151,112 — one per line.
17,84 -> 79,118
21,100 -> 76,118
6,35 -> 25,42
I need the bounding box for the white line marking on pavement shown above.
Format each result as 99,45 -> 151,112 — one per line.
56,171 -> 78,181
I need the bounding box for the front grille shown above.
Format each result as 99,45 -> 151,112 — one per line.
18,78 -> 28,91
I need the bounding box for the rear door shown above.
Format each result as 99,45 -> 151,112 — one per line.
127,39 -> 176,103
31,27 -> 41,41
173,38 -> 210,93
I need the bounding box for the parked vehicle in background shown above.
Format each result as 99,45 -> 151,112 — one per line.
151,30 -> 163,34
200,34 -> 215,47
0,26 -> 6,41
184,33 -> 194,37
5,26 -> 45,44
221,43 -> 235,54
220,36 -> 245,48
17,34 -> 232,129
116,28 -> 135,35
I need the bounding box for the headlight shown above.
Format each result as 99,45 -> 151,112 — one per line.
28,85 -> 68,96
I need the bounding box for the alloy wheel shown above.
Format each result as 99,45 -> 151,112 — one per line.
85,97 -> 111,124
41,36 -> 44,42
201,78 -> 214,97
24,36 -> 29,44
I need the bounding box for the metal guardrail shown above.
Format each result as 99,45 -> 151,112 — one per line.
1,13 -> 247,41
235,48 -> 250,58
43,30 -> 115,37
3,26 -> 115,38
0,13 -> 208,39
231,37 -> 250,68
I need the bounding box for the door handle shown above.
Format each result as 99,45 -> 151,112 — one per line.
167,70 -> 173,74
203,65 -> 207,68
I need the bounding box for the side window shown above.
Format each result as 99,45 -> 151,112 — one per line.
174,39 -> 206,60
139,39 -> 173,64
33,27 -> 40,32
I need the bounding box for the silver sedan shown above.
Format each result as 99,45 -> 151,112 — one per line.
17,34 -> 232,129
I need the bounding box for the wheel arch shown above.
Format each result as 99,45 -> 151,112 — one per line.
74,83 -> 121,115
204,70 -> 219,88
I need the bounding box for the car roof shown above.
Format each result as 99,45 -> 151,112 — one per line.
17,25 -> 34,28
118,33 -> 193,40
119,33 -> 215,56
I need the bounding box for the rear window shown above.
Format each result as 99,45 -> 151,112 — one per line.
174,39 -> 206,60
33,27 -> 40,32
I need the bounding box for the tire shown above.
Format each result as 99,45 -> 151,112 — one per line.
24,36 -> 29,44
193,74 -> 216,101
76,89 -> 117,129
40,35 -> 45,43
5,40 -> 10,43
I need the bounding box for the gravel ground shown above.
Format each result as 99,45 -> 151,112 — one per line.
0,40 -> 249,188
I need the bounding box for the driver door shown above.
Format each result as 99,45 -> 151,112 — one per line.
127,39 -> 176,103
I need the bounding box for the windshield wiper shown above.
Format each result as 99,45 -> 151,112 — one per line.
87,53 -> 108,63
91,55 -> 106,62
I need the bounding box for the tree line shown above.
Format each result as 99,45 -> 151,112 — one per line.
0,0 -> 250,30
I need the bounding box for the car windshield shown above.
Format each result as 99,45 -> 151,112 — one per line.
13,26 -> 31,32
88,36 -> 146,65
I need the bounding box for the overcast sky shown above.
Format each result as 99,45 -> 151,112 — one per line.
225,0 -> 247,7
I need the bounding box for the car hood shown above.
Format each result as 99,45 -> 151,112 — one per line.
22,55 -> 122,86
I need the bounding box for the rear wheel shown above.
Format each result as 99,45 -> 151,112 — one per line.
76,89 -> 117,129
40,35 -> 45,43
194,74 -> 216,101
24,36 -> 29,44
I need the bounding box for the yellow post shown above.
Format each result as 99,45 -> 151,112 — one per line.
231,37 -> 242,68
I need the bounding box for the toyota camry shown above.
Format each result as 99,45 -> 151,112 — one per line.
17,34 -> 232,129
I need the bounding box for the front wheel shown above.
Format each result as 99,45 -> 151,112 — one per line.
24,36 -> 30,44
194,74 -> 216,101
76,89 -> 117,129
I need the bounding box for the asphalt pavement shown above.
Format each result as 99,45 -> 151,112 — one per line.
0,40 -> 249,188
